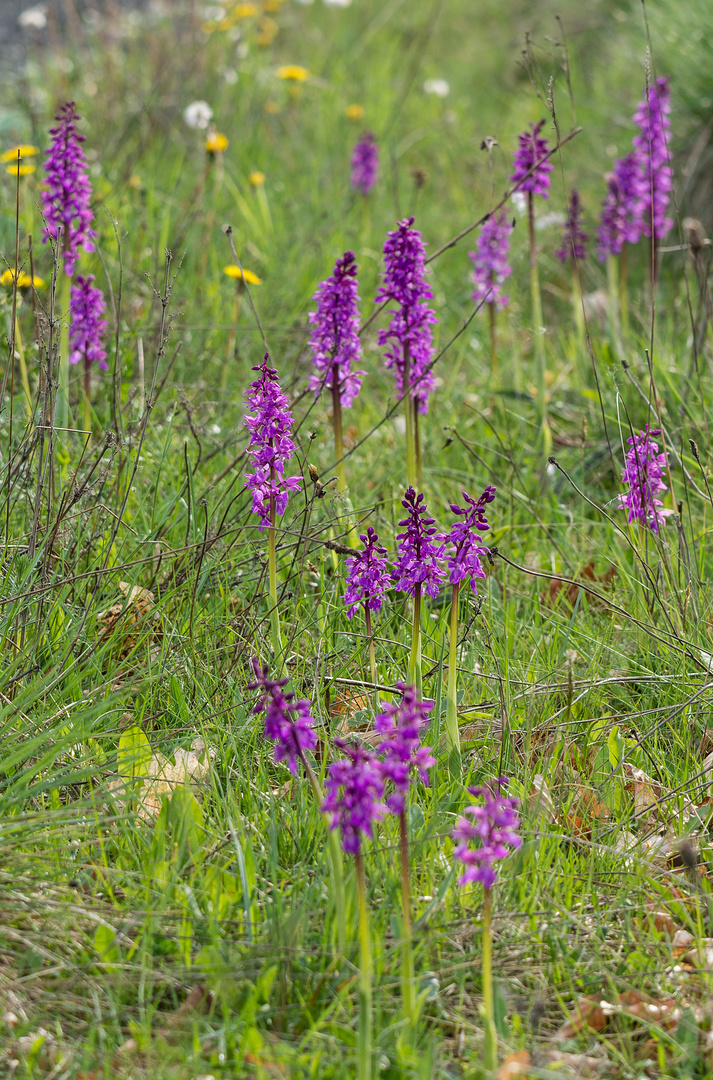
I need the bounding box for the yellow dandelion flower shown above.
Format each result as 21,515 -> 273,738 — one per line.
0,144 -> 39,163
206,131 -> 229,153
262,0 -> 283,11
249,171 -> 265,187
257,17 -> 279,45
234,2 -> 258,15
276,65 -> 308,81
5,163 -> 35,176
224,265 -> 262,285
346,104 -> 364,121
264,100 -> 280,115
1,269 -> 35,288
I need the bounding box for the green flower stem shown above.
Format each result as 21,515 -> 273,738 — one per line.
399,808 -> 415,1030
482,887 -> 497,1072
488,302 -> 497,382
302,756 -> 346,955
606,254 -> 621,355
56,272 -> 71,432
445,582 -> 461,772
83,356 -> 92,437
332,364 -> 345,492
365,605 -> 377,687
408,583 -> 422,697
403,344 -> 417,489
414,405 -> 422,490
571,283 -> 585,346
528,193 -> 550,452
268,490 -> 286,679
620,243 -> 629,337
355,851 -> 373,1080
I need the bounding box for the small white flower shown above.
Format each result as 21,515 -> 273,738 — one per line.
323,0 -> 352,6
183,101 -> 214,130
535,211 -> 566,231
18,4 -> 47,29
223,68 -> 239,84
423,78 -> 450,98
510,191 -> 527,215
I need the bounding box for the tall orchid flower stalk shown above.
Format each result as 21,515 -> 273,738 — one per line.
452,779 -> 522,1072
343,526 -> 393,684
376,218 -> 437,488
394,487 -> 446,696
444,487 -> 496,768
308,251 -> 364,492
250,660 -> 346,952
69,274 -> 107,433
42,102 -> 97,432
555,190 -> 588,344
351,132 -> 379,196
510,122 -> 552,442
470,212 -> 512,380
376,686 -> 434,1032
244,356 -> 301,674
322,741 -> 387,1080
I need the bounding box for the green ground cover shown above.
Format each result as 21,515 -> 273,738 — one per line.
2,0 -> 713,1076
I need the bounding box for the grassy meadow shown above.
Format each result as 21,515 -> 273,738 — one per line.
2,0 -> 713,1076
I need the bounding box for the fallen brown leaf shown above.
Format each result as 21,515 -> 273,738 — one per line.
496,1050 -> 530,1078
554,995 -> 607,1040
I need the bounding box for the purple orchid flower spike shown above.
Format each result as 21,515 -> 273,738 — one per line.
69,274 -> 108,370
248,658 -> 317,774
618,425 -> 673,533
394,486 -> 446,600
376,216 -> 438,415
470,211 -> 513,310
375,684 -> 435,814
322,739 -> 387,855
446,486 -> 496,594
452,777 -> 522,888
351,131 -> 379,195
343,526 -> 393,618
510,120 -> 553,199
556,189 -> 588,265
42,102 -> 97,276
308,250 -> 364,409
597,153 -> 646,259
244,354 -> 302,529
632,76 -> 673,242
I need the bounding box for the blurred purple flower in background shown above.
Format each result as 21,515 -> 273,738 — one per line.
351,132 -> 379,195
470,212 -> 513,309
393,486 -> 446,599
452,778 -> 522,888
343,526 -> 393,618
509,120 -> 553,198
446,486 -> 496,594
322,740 -> 387,854
69,274 -> 107,370
375,684 -> 434,814
632,76 -> 673,241
556,189 -> 588,264
249,658 -> 317,774
597,152 -> 647,258
42,102 -> 96,276
308,250 -> 364,408
376,217 -> 438,414
244,355 -> 302,529
618,425 -> 673,533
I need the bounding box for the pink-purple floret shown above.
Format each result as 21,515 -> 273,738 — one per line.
393,486 -> 446,599
618,425 -> 673,533
376,217 -> 438,415
244,355 -> 302,529
375,684 -> 435,814
452,778 -> 522,888
343,526 -> 393,618
509,120 -> 553,198
69,274 -> 108,370
351,132 -> 379,195
42,102 -> 97,277
322,740 -> 388,855
308,250 -> 364,409
470,211 -> 513,309
445,486 -> 496,593
249,658 -> 317,775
